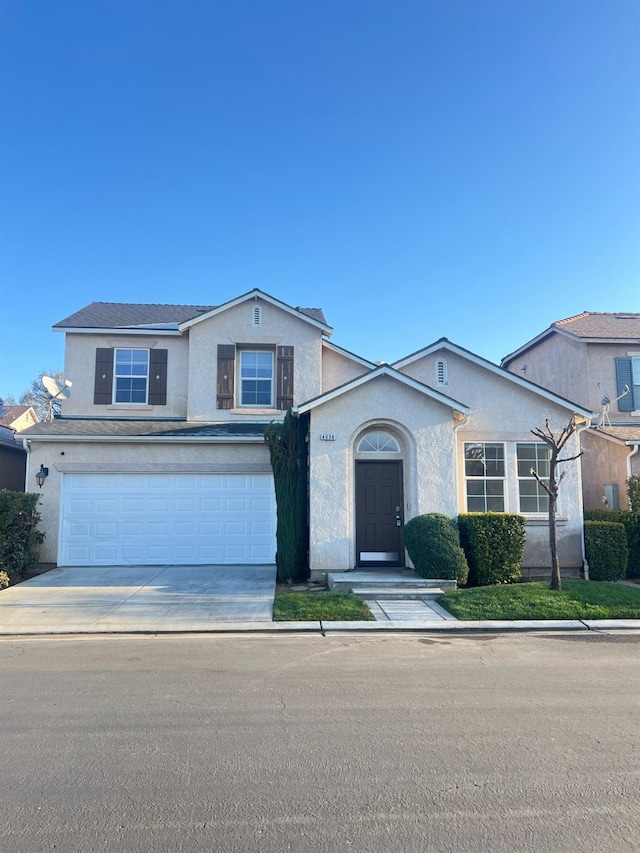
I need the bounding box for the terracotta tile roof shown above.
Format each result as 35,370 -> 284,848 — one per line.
553,312 -> 640,340
54,301 -> 328,330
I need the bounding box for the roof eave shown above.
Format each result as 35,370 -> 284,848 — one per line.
23,434 -> 266,443
52,326 -> 182,336
321,339 -> 377,368
297,364 -> 472,415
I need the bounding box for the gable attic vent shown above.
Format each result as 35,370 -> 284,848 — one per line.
436,358 -> 448,385
252,305 -> 262,327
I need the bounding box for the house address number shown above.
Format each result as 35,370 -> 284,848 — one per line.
320,433 -> 336,441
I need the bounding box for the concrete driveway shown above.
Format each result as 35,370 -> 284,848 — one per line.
0,564 -> 277,634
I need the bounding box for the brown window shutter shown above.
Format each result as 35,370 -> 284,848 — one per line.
217,344 -> 236,409
276,346 -> 294,410
94,348 -> 114,404
148,349 -> 168,405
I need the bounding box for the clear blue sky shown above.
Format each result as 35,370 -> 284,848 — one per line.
1,0 -> 638,400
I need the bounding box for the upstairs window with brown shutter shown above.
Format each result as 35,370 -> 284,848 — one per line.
93,347 -> 167,406
216,344 -> 295,409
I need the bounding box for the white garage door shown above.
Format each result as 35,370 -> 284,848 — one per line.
59,472 -> 276,566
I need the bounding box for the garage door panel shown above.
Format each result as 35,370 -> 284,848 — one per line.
96,522 -> 118,537
59,473 -> 276,566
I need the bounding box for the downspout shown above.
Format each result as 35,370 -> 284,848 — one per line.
453,411 -> 472,517
575,417 -> 591,580
22,437 -> 30,492
627,443 -> 639,479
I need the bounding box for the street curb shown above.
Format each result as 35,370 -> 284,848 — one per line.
3,618 -> 640,637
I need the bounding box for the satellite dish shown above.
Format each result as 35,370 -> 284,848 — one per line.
596,382 -> 629,429
42,375 -> 72,420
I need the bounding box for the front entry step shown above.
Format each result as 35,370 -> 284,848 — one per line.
351,587 -> 444,600
327,570 -> 456,593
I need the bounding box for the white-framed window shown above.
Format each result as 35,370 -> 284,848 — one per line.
464,442 -> 505,512
517,443 -> 551,513
435,358 -> 448,385
357,431 -> 400,453
239,350 -> 274,406
633,357 -> 640,409
114,348 -> 149,404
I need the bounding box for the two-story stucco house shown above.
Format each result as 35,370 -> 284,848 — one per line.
21,289 -> 593,579
501,312 -> 640,510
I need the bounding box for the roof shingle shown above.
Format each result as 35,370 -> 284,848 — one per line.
19,419 -> 270,439
54,299 -> 328,330
553,312 -> 640,340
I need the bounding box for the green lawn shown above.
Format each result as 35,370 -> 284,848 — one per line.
438,580 -> 640,621
273,590 -> 375,621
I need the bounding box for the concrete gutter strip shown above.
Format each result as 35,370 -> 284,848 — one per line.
6,618 -> 640,637
320,619 -> 590,632
580,619 -> 640,630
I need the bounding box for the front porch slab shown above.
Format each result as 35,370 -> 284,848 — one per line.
327,570 -> 457,593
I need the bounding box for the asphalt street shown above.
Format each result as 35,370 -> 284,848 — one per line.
2,631 -> 639,853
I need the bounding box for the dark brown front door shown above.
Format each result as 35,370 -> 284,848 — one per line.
355,461 -> 404,567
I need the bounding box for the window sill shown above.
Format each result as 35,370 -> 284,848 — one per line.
524,516 -> 567,526
229,408 -> 280,415
107,404 -> 153,411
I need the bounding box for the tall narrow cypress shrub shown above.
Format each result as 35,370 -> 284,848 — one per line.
264,411 -> 309,583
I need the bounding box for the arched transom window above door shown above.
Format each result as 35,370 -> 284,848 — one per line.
357,431 -> 400,453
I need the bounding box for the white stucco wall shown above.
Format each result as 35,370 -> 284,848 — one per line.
504,334 -> 588,408
400,350 -> 586,569
321,345 -> 370,393
27,439 -> 271,563
507,336 -> 640,417
307,375 -> 458,574
61,332 -> 189,419
186,296 -> 324,421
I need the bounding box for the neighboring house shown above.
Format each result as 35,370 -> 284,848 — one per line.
0,425 -> 26,491
501,312 -> 640,510
0,404 -> 39,433
20,289 -> 593,577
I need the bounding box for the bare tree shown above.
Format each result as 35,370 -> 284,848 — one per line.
19,370 -> 65,420
530,417 -> 583,592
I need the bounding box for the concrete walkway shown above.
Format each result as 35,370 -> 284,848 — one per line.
365,597 -> 457,622
0,565 -> 277,634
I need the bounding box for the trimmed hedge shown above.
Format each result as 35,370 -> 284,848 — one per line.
628,476 -> 640,515
584,521 -> 628,582
0,490 -> 45,584
458,513 -> 526,586
402,513 -> 469,585
584,509 -> 640,578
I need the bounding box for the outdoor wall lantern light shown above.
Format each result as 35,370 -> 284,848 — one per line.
35,465 -> 49,488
